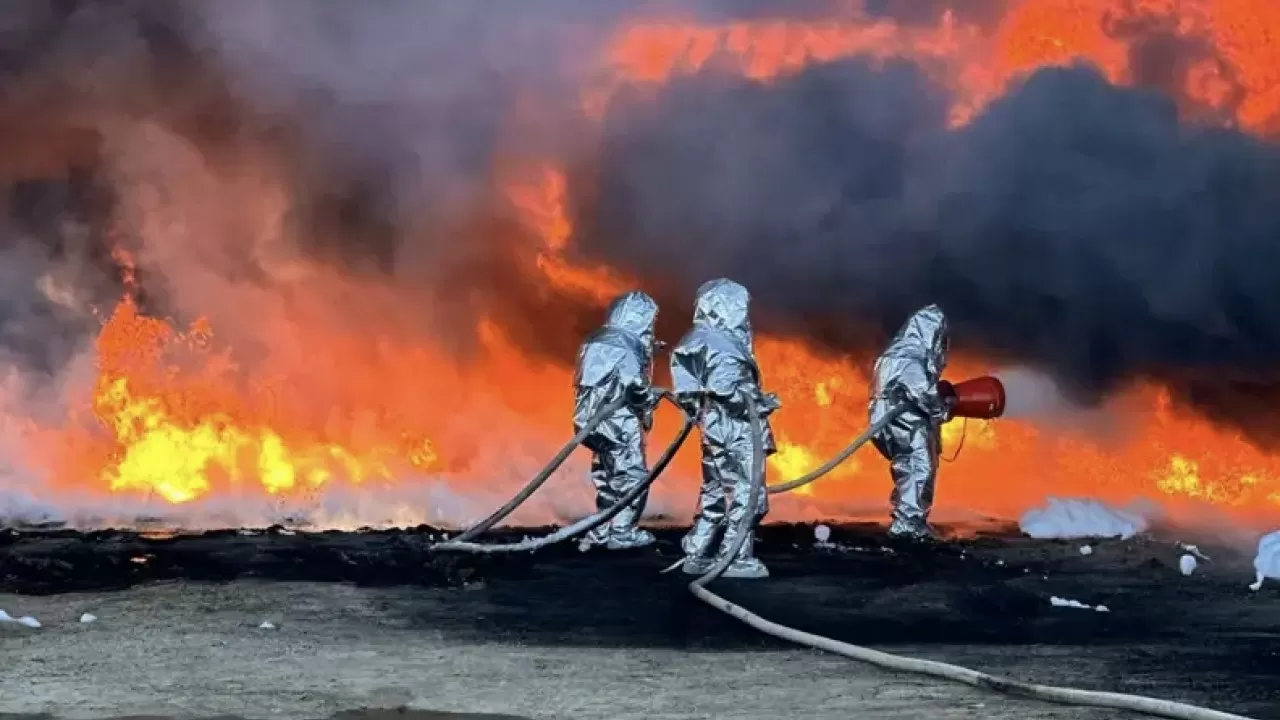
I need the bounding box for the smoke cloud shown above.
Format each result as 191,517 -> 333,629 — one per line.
0,0 -> 1278,453
577,56 -> 1280,445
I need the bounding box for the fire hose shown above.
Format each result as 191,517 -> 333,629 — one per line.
432,389 -> 893,553
689,398 -> 1255,720
436,377 -> 993,550
431,392 -> 696,553
765,403 -> 908,495
444,396 -> 630,545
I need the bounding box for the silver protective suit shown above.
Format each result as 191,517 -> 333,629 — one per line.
868,304 -> 950,539
574,291 -> 661,550
671,279 -> 780,578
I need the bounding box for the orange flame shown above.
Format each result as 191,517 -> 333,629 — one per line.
8,0 -> 1280,529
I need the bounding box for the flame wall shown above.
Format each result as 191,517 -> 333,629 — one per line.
0,0 -> 1279,530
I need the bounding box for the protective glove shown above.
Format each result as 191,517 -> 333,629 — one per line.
936,380 -> 958,424
758,391 -> 782,416
624,382 -> 650,408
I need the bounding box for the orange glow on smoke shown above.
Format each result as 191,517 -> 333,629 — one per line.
505,164 -> 632,303
598,0 -> 1280,132
9,0 -> 1280,528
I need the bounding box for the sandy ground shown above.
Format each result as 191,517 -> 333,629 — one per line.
2,580 -> 1122,720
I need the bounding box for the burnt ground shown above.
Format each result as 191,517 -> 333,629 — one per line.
2,522 -> 1279,719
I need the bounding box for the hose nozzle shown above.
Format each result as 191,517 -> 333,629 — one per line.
937,376 -> 1006,420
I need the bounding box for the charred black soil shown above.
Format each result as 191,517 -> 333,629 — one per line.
3,522 -> 1279,717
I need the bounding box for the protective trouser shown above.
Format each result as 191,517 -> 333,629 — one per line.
582,413 -> 652,547
872,409 -> 939,537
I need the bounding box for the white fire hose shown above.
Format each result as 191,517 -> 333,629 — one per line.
429,389 -> 1255,718
689,398 -> 1255,720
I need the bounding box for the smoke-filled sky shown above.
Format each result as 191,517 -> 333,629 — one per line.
3,0 -> 1280,447
580,59 -> 1280,442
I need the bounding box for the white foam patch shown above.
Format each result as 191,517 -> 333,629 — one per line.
1179,554 -> 1197,576
0,610 -> 41,627
1049,596 -> 1110,612
1019,498 -> 1149,540
1250,531 -> 1280,591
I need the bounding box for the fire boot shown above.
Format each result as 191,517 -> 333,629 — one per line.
580,525 -> 610,549
683,529 -> 769,579
888,484 -> 938,542
680,531 -> 717,574
607,527 -> 656,550
722,559 -> 769,578
582,522 -> 656,551
605,494 -> 656,549
719,532 -> 769,579
888,521 -> 938,542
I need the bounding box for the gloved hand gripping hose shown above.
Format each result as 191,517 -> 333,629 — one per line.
766,402 -> 908,495
432,392 -> 696,554
445,396 -> 629,545
688,402 -> 1255,720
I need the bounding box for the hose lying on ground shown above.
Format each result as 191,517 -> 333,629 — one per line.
765,402 -> 906,495
432,393 -> 695,554
688,401 -> 1255,720
443,396 -> 629,545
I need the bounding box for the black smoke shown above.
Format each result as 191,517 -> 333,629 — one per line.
2,0 -> 1280,445
576,58 -> 1280,444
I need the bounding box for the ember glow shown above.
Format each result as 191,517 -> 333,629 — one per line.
2,0 -> 1280,529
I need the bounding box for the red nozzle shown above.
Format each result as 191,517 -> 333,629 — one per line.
938,376 -> 1006,420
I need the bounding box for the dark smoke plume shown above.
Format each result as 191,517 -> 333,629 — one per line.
576,59 -> 1280,444
2,0 -> 1280,446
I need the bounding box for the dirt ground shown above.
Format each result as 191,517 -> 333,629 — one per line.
0,580 -> 1113,720
1,523 -> 1278,720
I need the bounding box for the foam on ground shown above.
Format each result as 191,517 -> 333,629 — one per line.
1250,531 -> 1280,591
1049,596 -> 1110,612
1019,498 -> 1149,540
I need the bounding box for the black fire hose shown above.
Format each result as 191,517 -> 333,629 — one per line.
445,396 -> 628,545
688,402 -> 1254,720
765,402 -> 908,495
432,393 -> 696,553
444,388 -> 897,548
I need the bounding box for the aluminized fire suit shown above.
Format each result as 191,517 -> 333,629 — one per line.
574,291 -> 662,550
672,279 -> 780,578
868,304 -> 950,539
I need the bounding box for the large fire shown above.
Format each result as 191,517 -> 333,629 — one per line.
5,0 -> 1280,529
